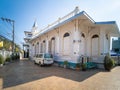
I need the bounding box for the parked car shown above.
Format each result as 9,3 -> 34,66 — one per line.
34,53 -> 54,66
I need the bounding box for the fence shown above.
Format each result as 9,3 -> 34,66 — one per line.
0,50 -> 12,58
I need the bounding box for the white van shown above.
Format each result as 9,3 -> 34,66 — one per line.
34,53 -> 54,66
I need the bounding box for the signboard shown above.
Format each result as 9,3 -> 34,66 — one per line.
0,41 -> 3,47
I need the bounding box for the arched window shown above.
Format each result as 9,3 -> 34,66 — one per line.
81,33 -> 85,38
92,34 -> 99,38
63,32 -> 70,55
50,37 -> 55,54
81,33 -> 85,55
51,37 -> 55,40
43,40 -> 45,43
106,34 -> 108,40
37,42 -> 39,44
64,33 -> 70,37
91,34 -> 99,56
42,40 -> 46,53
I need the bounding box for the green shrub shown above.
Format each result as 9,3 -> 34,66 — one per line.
76,63 -> 80,68
81,63 -> 87,71
0,54 -> 4,64
104,55 -> 115,71
63,60 -> 68,65
6,56 -> 11,62
63,61 -> 68,68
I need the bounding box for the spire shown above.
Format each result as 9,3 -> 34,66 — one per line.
31,19 -> 38,35
32,19 -> 38,28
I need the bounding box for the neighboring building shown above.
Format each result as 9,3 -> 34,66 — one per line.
23,20 -> 38,58
112,37 -> 120,53
24,7 -> 120,68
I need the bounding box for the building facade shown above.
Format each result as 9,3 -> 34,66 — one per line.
23,20 -> 38,58
24,7 -> 120,68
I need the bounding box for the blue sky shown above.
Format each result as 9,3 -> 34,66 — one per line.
0,0 -> 120,48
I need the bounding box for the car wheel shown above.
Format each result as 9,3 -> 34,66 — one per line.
39,62 -> 42,67
34,61 -> 36,64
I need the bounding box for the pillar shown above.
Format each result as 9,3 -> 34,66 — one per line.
73,19 -> 80,56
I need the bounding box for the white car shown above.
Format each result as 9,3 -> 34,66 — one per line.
34,53 -> 54,66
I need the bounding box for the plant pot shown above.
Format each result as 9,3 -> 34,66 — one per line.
82,68 -> 86,71
76,68 -> 80,71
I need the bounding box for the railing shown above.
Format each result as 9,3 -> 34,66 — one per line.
32,7 -> 80,39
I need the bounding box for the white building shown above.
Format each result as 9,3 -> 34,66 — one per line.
24,7 -> 120,68
23,20 -> 38,58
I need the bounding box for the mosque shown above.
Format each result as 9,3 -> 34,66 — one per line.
24,7 -> 120,68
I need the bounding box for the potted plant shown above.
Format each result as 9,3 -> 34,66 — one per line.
104,55 -> 115,71
81,63 -> 87,71
0,54 -> 4,67
76,63 -> 80,70
63,60 -> 68,68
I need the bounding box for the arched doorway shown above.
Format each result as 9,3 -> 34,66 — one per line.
42,40 -> 46,53
81,33 -> 85,55
63,32 -> 70,55
91,34 -> 99,56
48,37 -> 55,54
51,37 -> 55,54
37,42 -> 39,54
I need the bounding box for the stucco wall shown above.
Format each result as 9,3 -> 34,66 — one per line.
30,20 -> 111,64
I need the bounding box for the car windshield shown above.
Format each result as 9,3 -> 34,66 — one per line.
44,54 -> 53,58
38,54 -> 43,58
36,54 -> 38,58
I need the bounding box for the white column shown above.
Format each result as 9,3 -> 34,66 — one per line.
73,19 -> 80,56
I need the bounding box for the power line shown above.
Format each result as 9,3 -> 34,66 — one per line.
0,34 -> 12,42
0,25 -> 12,39
0,24 -> 11,34
1,17 -> 15,53
0,32 -> 11,39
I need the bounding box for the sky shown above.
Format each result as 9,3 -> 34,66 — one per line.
0,0 -> 120,48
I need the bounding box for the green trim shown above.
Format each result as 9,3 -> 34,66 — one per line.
57,61 -> 77,69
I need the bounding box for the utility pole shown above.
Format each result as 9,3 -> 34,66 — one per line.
1,17 -> 15,53
13,21 -> 15,53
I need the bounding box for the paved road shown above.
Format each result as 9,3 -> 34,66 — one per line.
0,60 -> 120,90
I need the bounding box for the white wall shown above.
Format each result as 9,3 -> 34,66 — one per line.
30,20 -> 111,63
